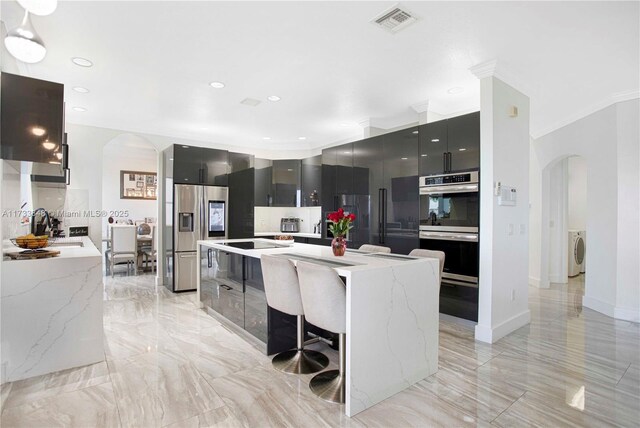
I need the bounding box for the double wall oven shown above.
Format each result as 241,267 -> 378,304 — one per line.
419,171 -> 479,320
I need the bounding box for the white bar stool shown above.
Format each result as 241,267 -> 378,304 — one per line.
359,244 -> 391,253
261,255 -> 329,374
297,260 -> 347,404
409,249 -> 446,288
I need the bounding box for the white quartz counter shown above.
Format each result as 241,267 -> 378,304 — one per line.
2,236 -> 100,260
197,238 -> 440,417
253,232 -> 322,239
1,236 -> 103,384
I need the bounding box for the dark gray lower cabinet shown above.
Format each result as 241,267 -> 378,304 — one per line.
200,248 -> 245,329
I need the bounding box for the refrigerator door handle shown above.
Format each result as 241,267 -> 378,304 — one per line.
382,188 -> 387,244
378,188 -> 383,244
207,248 -> 212,268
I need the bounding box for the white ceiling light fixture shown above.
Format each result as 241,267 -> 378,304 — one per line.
72,106 -> 87,112
17,0 -> 57,16
447,86 -> 465,95
72,86 -> 90,93
4,10 -> 46,64
71,57 -> 93,67
298,136 -> 306,140
263,137 -> 271,140
267,95 -> 281,102
209,81 -> 225,89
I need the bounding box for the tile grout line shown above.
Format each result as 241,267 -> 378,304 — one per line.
616,363 -> 632,386
490,390 -> 527,424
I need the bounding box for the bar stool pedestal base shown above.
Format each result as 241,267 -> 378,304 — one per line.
272,349 -> 328,375
309,370 -> 345,404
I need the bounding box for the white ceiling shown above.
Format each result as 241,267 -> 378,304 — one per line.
1,1 -> 638,151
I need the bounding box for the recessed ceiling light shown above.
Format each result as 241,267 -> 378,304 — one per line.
72,86 -> 89,93
340,123 -> 349,127
31,126 -> 46,136
263,137 -> 271,140
267,95 -> 281,102
431,139 -> 440,142
459,148 -> 467,151
298,136 -> 306,140
71,57 -> 93,67
201,127 -> 208,130
72,106 -> 86,112
209,81 -> 225,89
447,86 -> 464,95
412,130 -> 419,134
42,140 -> 56,150
401,157 -> 408,160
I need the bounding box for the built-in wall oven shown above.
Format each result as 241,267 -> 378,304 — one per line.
419,171 -> 479,321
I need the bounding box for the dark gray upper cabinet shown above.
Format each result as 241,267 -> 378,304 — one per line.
321,147 -> 338,211
172,145 -> 201,183
171,144 -> 228,185
1,72 -> 64,163
353,136 -> 384,247
301,155 -> 321,207
272,159 -> 300,207
254,158 -> 273,207
418,119 -> 448,176
335,143 -> 353,195
228,153 -> 255,239
419,112 -> 480,176
447,111 -> 480,172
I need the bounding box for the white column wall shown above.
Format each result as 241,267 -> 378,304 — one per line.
475,76 -> 531,343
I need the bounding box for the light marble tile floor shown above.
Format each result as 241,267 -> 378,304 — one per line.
1,274 -> 638,427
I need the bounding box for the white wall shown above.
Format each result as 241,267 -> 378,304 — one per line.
475,76 -> 531,344
530,99 -> 640,322
547,159 -> 569,283
567,156 -> 587,231
101,136 -> 158,237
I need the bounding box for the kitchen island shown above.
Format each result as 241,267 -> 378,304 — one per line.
197,238 -> 440,417
1,237 -> 103,383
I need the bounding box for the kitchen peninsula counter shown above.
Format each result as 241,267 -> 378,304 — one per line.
1,237 -> 103,383
197,238 -> 440,417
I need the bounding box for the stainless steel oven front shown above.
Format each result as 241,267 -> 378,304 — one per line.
419,230 -> 478,287
419,171 -> 479,233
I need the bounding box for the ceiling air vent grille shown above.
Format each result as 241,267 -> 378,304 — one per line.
373,6 -> 416,34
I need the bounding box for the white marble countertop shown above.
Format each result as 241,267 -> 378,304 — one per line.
2,236 -> 100,261
254,232 -> 322,239
198,238 -> 428,278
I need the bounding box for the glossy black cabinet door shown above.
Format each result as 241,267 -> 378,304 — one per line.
335,143 -> 353,195
202,148 -> 229,186
207,250 -> 245,329
244,257 -> 268,343
301,155 -> 321,207
447,111 -> 480,172
254,159 -> 273,207
353,136 -> 383,247
172,145 -> 201,183
418,120 -> 448,176
321,147 -> 337,214
383,127 -> 419,255
272,160 -> 300,207
228,167 -> 255,238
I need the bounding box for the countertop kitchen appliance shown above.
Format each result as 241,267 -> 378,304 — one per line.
280,217 -> 300,233
170,184 -> 228,292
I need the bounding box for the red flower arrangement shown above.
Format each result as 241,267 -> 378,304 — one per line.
327,208 -> 355,237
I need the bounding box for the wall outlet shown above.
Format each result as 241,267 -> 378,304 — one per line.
511,289 -> 516,301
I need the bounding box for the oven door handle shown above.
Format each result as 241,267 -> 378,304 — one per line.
420,231 -> 478,242
419,183 -> 478,195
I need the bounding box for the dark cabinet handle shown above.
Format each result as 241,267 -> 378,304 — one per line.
378,188 -> 383,244
443,153 -> 447,173
207,249 -> 212,268
447,152 -> 452,172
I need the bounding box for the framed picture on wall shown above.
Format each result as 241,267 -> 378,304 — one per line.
120,170 -> 157,200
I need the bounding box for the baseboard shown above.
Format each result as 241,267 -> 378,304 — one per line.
614,306 -> 640,323
528,276 -> 550,288
474,310 -> 531,344
582,295 -> 615,318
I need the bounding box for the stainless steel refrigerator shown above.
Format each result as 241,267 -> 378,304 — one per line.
171,184 -> 228,292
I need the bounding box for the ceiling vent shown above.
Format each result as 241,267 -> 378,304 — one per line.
372,5 -> 416,34
240,98 -> 261,107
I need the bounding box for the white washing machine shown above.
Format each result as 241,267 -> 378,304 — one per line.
568,230 -> 586,277
580,231 -> 586,273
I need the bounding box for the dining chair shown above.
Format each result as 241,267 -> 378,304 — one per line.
142,225 -> 157,272
106,225 -> 138,277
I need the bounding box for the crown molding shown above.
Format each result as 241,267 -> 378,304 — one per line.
611,90 -> 640,104
357,118 -> 372,129
410,100 -> 430,114
469,59 -> 498,79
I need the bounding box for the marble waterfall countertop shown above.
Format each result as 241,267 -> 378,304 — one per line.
1,236 -> 103,383
197,238 -> 440,417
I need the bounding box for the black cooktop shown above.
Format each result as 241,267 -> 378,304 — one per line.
222,241 -> 288,250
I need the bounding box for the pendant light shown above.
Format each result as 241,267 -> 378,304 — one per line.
4,10 -> 46,64
17,0 -> 58,16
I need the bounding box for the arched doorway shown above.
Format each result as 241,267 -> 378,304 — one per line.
101,134 -> 159,276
